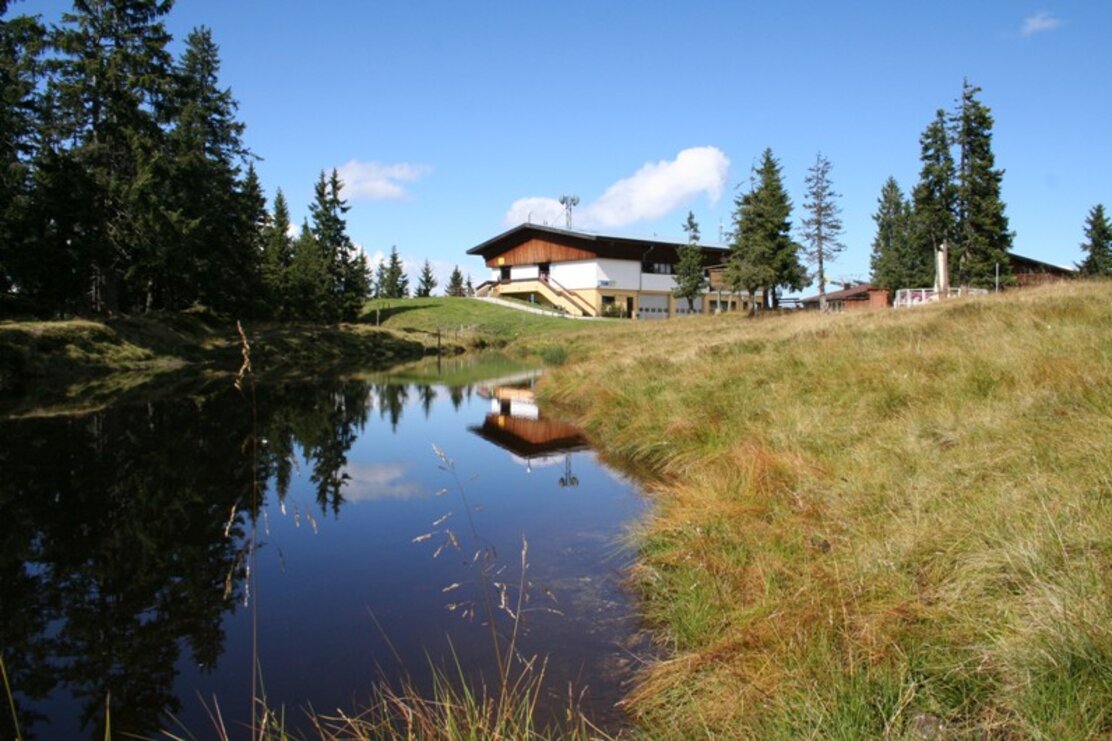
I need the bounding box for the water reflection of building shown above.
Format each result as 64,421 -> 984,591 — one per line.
470,376 -> 588,485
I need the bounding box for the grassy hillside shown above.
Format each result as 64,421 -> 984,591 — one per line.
369,297 -> 607,346
537,281 -> 1112,738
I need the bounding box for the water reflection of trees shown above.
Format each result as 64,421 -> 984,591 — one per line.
0,377 -> 440,738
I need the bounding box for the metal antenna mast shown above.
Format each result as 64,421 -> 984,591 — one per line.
558,194 -> 579,230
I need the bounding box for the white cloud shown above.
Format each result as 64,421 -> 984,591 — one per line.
336,160 -> 432,200
502,146 -> 730,230
503,196 -> 568,228
341,462 -> 424,502
1022,11 -> 1062,37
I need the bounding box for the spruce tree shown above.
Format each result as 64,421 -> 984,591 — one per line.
0,11 -> 44,310
261,189 -> 294,316
415,259 -> 437,297
377,246 -> 408,299
47,0 -> 175,313
673,210 -> 707,312
465,274 -> 473,297
287,221 -> 329,321
800,152 -> 845,310
952,80 -> 1013,288
726,149 -> 804,309
446,266 -> 465,297
910,110 -> 957,290
309,169 -> 369,319
869,177 -> 915,293
1078,204 -> 1112,276
168,26 -> 257,314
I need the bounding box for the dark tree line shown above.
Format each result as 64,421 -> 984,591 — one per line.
0,1 -> 372,321
871,81 -> 1015,293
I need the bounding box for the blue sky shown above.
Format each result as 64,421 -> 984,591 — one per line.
19,1 -> 1112,290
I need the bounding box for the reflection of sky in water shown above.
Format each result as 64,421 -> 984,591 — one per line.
0,366 -> 649,739
174,377 -> 648,738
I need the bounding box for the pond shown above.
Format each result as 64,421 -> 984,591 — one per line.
0,354 -> 650,738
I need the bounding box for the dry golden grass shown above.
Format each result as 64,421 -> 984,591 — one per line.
535,281 -> 1112,738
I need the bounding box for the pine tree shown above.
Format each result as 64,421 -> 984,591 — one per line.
376,246 -> 408,299
47,0 -> 175,313
465,274 -> 474,297
261,189 -> 294,316
952,80 -> 1013,288
309,169 -> 369,319
0,11 -> 46,312
673,210 -> 707,312
0,11 -> 44,309
446,266 -> 465,297
415,259 -> 437,297
164,26 -> 256,314
287,221 -> 329,321
726,149 -> 804,309
869,177 -> 916,293
373,258 -> 388,300
1077,204 -> 1112,276
910,110 -> 957,290
800,152 -> 845,310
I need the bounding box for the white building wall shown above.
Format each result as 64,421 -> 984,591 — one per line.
596,259 -> 641,290
550,261 -> 599,289
641,273 -> 678,292
510,265 -> 539,280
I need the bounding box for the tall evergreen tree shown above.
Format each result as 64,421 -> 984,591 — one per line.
910,110 -> 957,290
164,26 -> 258,314
1077,204 -> 1112,276
673,210 -> 707,312
309,169 -> 369,320
261,189 -> 293,315
0,10 -> 45,310
445,265 -> 465,297
726,149 -> 804,309
869,177 -> 916,293
287,221 -> 329,321
800,152 -> 845,310
47,0 -> 175,313
951,80 -> 1013,288
415,259 -> 437,297
376,246 -> 408,299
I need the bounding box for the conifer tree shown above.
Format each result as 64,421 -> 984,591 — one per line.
465,274 -> 473,297
376,246 -> 408,299
261,189 -> 293,316
287,221 -> 329,321
415,259 -> 437,297
726,149 -> 804,309
166,26 -> 257,314
869,177 -> 915,293
952,80 -> 1013,287
673,210 -> 707,312
446,266 -> 465,297
1077,204 -> 1112,276
800,152 -> 845,310
0,10 -> 44,309
47,0 -> 175,313
910,110 -> 957,290
309,169 -> 369,319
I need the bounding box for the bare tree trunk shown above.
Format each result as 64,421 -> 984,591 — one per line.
817,250 -> 827,312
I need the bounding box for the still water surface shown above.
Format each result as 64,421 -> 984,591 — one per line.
0,355 -> 648,738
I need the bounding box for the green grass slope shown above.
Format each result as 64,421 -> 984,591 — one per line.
539,281 -> 1112,738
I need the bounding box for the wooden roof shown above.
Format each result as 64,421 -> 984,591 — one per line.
467,224 -> 728,264
800,283 -> 881,305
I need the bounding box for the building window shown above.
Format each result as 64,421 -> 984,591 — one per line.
641,262 -> 674,275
